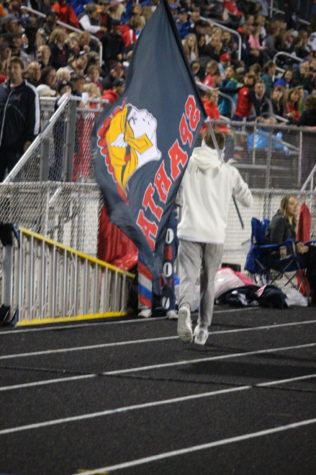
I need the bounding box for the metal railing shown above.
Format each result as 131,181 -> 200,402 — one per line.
0,225 -> 134,326
273,51 -> 303,76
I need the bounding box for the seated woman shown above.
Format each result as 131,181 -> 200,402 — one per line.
265,194 -> 316,305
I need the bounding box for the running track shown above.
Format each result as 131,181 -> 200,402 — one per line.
1,306 -> 316,474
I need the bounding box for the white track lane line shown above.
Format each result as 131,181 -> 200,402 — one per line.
1,373 -> 315,435
2,319 -> 316,360
75,417 -> 316,474
1,341 -> 316,392
0,308 -> 259,335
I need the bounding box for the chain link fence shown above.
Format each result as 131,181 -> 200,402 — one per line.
1,98 -> 315,270
0,182 -> 101,257
5,98 -> 315,190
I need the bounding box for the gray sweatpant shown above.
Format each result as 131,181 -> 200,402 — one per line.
178,239 -> 224,329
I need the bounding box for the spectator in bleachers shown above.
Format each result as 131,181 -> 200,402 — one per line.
251,78 -> 274,122
274,68 -> 293,92
293,29 -> 309,58
191,59 -> 204,82
86,64 -> 103,92
101,23 -> 125,72
65,32 -> 81,57
36,83 -> 56,97
221,30 -> 239,65
176,7 -> 190,39
275,28 -> 294,58
261,60 -> 276,97
222,0 -> 243,28
0,56 -> 40,181
218,52 -> 231,78
102,77 -> 125,103
264,20 -> 280,59
249,24 -> 269,58
52,0 -> 80,29
79,30 -> 94,53
219,66 -> 239,117
40,66 -> 58,90
286,86 -> 302,121
117,13 -> 143,47
49,78 -> 73,181
183,33 -> 199,63
203,59 -> 220,88
69,51 -> 89,76
37,44 -> 52,68
49,28 -> 69,70
238,0 -> 260,16
293,94 -> 316,126
256,0 -> 269,16
71,72 -> 86,96
24,60 -> 42,86
254,14 -> 267,42
78,3 -> 108,36
56,66 -> 71,82
249,61 -> 261,76
206,32 -> 224,63
201,88 -> 231,135
270,85 -> 286,119
187,9 -> 201,34
232,71 -> 256,120
101,60 -> 124,89
108,0 -> 126,22
239,24 -> 260,68
38,10 -> 58,44
292,60 -> 313,94
73,81 -> 102,181
197,33 -> 213,67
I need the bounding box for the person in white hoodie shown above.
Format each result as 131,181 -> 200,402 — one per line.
177,130 -> 253,345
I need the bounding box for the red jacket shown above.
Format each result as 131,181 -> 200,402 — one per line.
102,89 -> 119,104
201,99 -> 230,134
222,1 -> 243,20
52,2 -> 79,29
286,103 -> 300,122
235,86 -> 253,119
117,25 -> 136,47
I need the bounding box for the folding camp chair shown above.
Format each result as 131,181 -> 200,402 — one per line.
244,217 -> 309,292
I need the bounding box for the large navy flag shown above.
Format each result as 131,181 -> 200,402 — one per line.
92,0 -> 206,286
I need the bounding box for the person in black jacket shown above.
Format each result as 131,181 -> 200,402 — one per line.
0,56 -> 40,181
265,194 -> 316,304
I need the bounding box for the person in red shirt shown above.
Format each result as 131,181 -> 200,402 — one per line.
232,72 -> 256,120
102,78 -> 125,104
203,60 -> 220,89
52,0 -> 80,29
286,86 -> 302,122
201,89 -> 230,135
222,0 -> 243,27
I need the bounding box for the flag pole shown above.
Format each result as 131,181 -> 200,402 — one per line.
206,120 -> 244,229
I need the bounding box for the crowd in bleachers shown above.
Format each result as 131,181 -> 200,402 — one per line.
1,1 -> 316,132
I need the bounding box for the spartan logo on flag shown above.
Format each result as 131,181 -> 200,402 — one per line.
92,0 -> 206,285
97,103 -> 161,197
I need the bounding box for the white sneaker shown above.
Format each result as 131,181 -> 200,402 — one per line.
167,310 -> 178,320
138,308 -> 152,318
193,325 -> 209,346
177,307 -> 192,343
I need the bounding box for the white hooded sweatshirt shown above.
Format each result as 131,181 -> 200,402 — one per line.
177,145 -> 253,243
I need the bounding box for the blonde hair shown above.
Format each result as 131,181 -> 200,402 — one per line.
56,67 -> 71,82
83,83 -> 101,99
183,34 -> 199,62
280,194 -> 298,230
